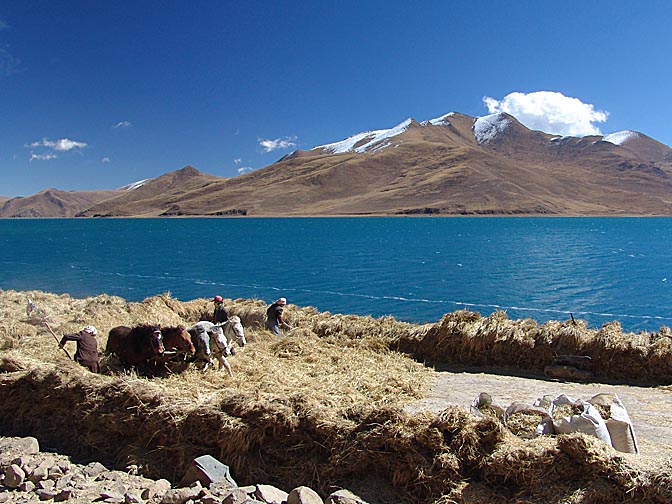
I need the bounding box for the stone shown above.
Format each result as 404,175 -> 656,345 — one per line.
11,455 -> 32,470
4,464 -> 26,488
325,489 -> 369,504
125,492 -> 143,503
178,455 -> 237,489
222,487 -> 253,504
36,488 -> 59,500
255,484 -> 288,504
55,473 -> 74,490
199,491 -> 220,504
161,484 -> 202,504
142,478 -> 172,500
29,461 -> 50,482
83,462 -> 108,477
14,437 -> 40,455
48,465 -> 65,480
99,470 -> 123,481
100,489 -> 125,501
288,486 -> 323,504
37,479 -> 56,491
20,479 -> 37,493
55,488 -> 75,501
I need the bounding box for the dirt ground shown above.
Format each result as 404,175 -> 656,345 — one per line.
406,368 -> 672,459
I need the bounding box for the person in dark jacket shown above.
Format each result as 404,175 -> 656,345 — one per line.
212,295 -> 230,323
60,325 -> 100,373
265,297 -> 292,336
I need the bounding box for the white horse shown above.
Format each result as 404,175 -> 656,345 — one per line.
188,316 -> 246,376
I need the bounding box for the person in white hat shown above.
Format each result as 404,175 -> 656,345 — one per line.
265,297 -> 292,336
60,325 -> 100,373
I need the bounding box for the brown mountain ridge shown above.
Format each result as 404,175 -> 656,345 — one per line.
3,111 -> 672,218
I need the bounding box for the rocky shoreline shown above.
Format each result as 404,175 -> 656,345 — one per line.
0,436 -> 367,504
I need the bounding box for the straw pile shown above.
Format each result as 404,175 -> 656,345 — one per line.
1,289 -> 672,504
395,309 -> 672,386
505,411 -> 547,439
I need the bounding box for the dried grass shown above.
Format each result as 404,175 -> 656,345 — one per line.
395,309 -> 672,386
505,411 -> 546,439
1,289 -> 672,504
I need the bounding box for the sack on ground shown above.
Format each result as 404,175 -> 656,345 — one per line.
588,393 -> 639,454
470,392 -> 505,420
504,401 -> 553,438
550,394 -> 612,446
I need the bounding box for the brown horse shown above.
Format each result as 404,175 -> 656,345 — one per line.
150,325 -> 196,374
161,325 -> 195,358
106,324 -> 165,371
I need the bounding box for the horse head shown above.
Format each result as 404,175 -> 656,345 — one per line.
208,325 -> 231,357
223,316 -> 246,348
163,325 -> 195,356
150,325 -> 165,355
188,322 -> 212,358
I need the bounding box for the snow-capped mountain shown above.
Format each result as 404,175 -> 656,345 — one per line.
313,118 -> 413,154
4,111 -> 672,217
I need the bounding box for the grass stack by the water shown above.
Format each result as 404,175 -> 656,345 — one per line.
1,289 -> 671,504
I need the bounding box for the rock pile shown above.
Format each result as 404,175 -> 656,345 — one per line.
0,436 -> 368,504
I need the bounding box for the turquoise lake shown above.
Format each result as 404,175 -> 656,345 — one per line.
2,217 -> 672,333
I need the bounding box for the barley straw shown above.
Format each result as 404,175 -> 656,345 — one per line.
1,289 -> 671,504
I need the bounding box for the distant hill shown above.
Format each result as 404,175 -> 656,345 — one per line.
5,112 -> 672,217
76,166 -> 226,217
0,188 -> 124,218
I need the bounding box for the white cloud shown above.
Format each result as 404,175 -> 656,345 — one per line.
101,157 -> 111,163
483,91 -> 608,137
234,157 -> 242,164
27,138 -> 87,151
237,166 -> 254,175
113,121 -> 131,128
30,153 -> 57,161
258,136 -> 297,153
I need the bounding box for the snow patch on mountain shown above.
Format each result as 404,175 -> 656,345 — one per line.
603,130 -> 639,146
314,119 -> 412,154
424,112 -> 455,127
120,179 -> 150,191
473,113 -> 511,144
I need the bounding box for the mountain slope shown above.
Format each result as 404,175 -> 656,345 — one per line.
165,112 -> 672,216
77,166 -> 226,217
9,112 -> 672,217
0,188 -> 124,218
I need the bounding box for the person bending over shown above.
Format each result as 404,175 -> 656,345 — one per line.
60,325 -> 100,373
265,297 -> 292,336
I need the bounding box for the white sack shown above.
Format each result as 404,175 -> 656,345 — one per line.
588,393 -> 639,454
551,395 -> 612,446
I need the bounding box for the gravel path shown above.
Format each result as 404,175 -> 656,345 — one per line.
407,369 -> 672,458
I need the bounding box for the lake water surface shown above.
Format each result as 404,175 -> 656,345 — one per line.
2,217 -> 672,333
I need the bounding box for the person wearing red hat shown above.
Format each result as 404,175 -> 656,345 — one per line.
212,295 -> 230,324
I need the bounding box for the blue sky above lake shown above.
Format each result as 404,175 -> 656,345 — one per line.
1,0 -> 670,196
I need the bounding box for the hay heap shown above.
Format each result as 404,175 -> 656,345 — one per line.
396,309 -> 672,386
1,289 -> 672,504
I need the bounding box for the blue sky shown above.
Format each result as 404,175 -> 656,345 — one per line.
1,1 -> 671,197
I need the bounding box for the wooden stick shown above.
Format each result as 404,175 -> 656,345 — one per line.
45,321 -> 73,360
